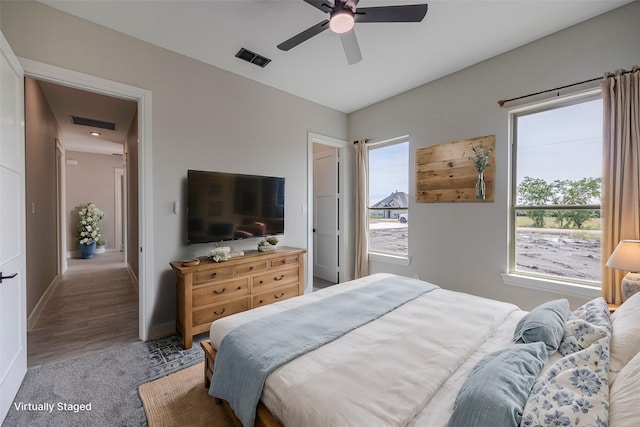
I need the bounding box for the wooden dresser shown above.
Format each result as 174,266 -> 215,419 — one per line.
170,246 -> 306,349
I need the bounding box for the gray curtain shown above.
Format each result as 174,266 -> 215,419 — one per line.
601,65 -> 640,304
354,140 -> 369,278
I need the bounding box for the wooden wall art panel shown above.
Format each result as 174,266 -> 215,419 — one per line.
416,135 -> 495,203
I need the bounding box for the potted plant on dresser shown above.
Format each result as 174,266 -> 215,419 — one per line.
76,202 -> 104,259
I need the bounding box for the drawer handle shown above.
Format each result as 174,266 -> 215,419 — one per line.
282,259 -> 287,264
259,280 -> 263,284
274,292 -> 285,299
211,272 -> 217,278
213,288 -> 226,295
274,275 -> 284,281
214,308 -> 226,316
249,266 -> 254,271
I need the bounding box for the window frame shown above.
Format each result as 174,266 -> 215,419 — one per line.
504,89 -> 602,298
367,135 -> 410,264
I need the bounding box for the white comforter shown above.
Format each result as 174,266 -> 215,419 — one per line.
209,273 -> 528,426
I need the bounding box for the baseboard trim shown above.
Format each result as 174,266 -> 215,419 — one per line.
28,275 -> 60,331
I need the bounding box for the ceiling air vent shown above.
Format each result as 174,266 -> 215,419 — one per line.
235,48 -> 271,68
70,115 -> 117,131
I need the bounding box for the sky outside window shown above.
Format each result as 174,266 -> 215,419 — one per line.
517,99 -> 602,186
369,142 -> 409,205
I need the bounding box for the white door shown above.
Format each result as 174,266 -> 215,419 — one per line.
313,149 -> 339,283
0,32 -> 26,422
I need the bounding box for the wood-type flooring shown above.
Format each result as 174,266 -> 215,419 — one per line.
27,251 -> 139,368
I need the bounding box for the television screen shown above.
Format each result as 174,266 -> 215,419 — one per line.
187,170 -> 285,244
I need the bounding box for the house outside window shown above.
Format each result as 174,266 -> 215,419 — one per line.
368,137 -> 409,259
509,92 -> 602,288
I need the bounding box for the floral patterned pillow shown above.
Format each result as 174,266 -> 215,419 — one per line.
559,297 -> 611,356
520,334 -> 610,427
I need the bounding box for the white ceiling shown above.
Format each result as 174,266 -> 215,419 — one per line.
40,0 -> 630,113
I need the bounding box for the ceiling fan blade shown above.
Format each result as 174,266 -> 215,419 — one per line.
303,0 -> 334,13
355,4 -> 428,23
277,20 -> 330,51
340,30 -> 362,65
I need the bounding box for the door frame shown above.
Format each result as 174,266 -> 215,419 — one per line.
55,138 -> 67,274
114,167 -> 125,252
19,58 -> 153,341
307,132 -> 347,293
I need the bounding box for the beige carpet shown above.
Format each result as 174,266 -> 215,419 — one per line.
139,362 -> 235,427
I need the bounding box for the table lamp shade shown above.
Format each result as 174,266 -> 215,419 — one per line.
606,240 -> 640,272
606,240 -> 640,301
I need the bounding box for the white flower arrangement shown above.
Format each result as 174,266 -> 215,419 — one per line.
209,248 -> 231,263
76,203 -> 104,245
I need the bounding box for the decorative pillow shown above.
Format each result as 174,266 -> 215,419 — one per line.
447,342 -> 548,427
513,299 -> 570,354
609,351 -> 640,426
610,291 -> 640,373
559,297 -> 611,356
520,335 -> 610,427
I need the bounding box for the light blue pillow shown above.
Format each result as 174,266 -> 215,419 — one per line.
513,299 -> 570,354
447,342 -> 548,427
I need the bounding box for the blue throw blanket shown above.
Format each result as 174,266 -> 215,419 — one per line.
209,275 -> 439,426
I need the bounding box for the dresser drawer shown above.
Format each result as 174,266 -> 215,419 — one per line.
193,265 -> 233,284
252,283 -> 299,308
270,254 -> 300,268
253,266 -> 299,290
234,260 -> 269,276
192,297 -> 249,327
192,278 -> 249,307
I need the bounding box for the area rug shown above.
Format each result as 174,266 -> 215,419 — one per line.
139,362 -> 234,427
2,335 -> 203,427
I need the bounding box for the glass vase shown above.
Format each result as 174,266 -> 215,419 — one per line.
475,171 -> 486,200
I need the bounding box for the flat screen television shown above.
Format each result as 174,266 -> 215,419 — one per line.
187,169 -> 285,245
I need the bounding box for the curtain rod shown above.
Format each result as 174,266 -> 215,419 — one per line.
497,67 -> 637,107
497,77 -> 600,107
353,139 -> 370,145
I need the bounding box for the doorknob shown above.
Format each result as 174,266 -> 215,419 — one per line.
0,272 -> 18,284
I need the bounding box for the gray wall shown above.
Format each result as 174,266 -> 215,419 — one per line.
65,151 -> 124,252
1,1 -> 348,336
24,77 -> 59,316
348,1 -> 640,310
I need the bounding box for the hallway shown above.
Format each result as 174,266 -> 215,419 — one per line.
27,251 -> 139,368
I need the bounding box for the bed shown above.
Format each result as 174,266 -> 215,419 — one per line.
201,273 -> 640,427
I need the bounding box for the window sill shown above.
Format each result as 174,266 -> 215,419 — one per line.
502,273 -> 601,299
368,252 -> 410,266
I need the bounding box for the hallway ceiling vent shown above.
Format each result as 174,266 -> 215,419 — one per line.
70,115 -> 117,131
235,48 -> 271,68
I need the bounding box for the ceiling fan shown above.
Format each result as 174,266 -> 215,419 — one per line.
277,0 -> 428,65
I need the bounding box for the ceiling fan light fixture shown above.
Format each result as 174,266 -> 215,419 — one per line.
329,10 -> 354,34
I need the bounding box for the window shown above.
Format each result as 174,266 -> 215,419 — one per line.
509,93 -> 602,288
368,137 -> 409,258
